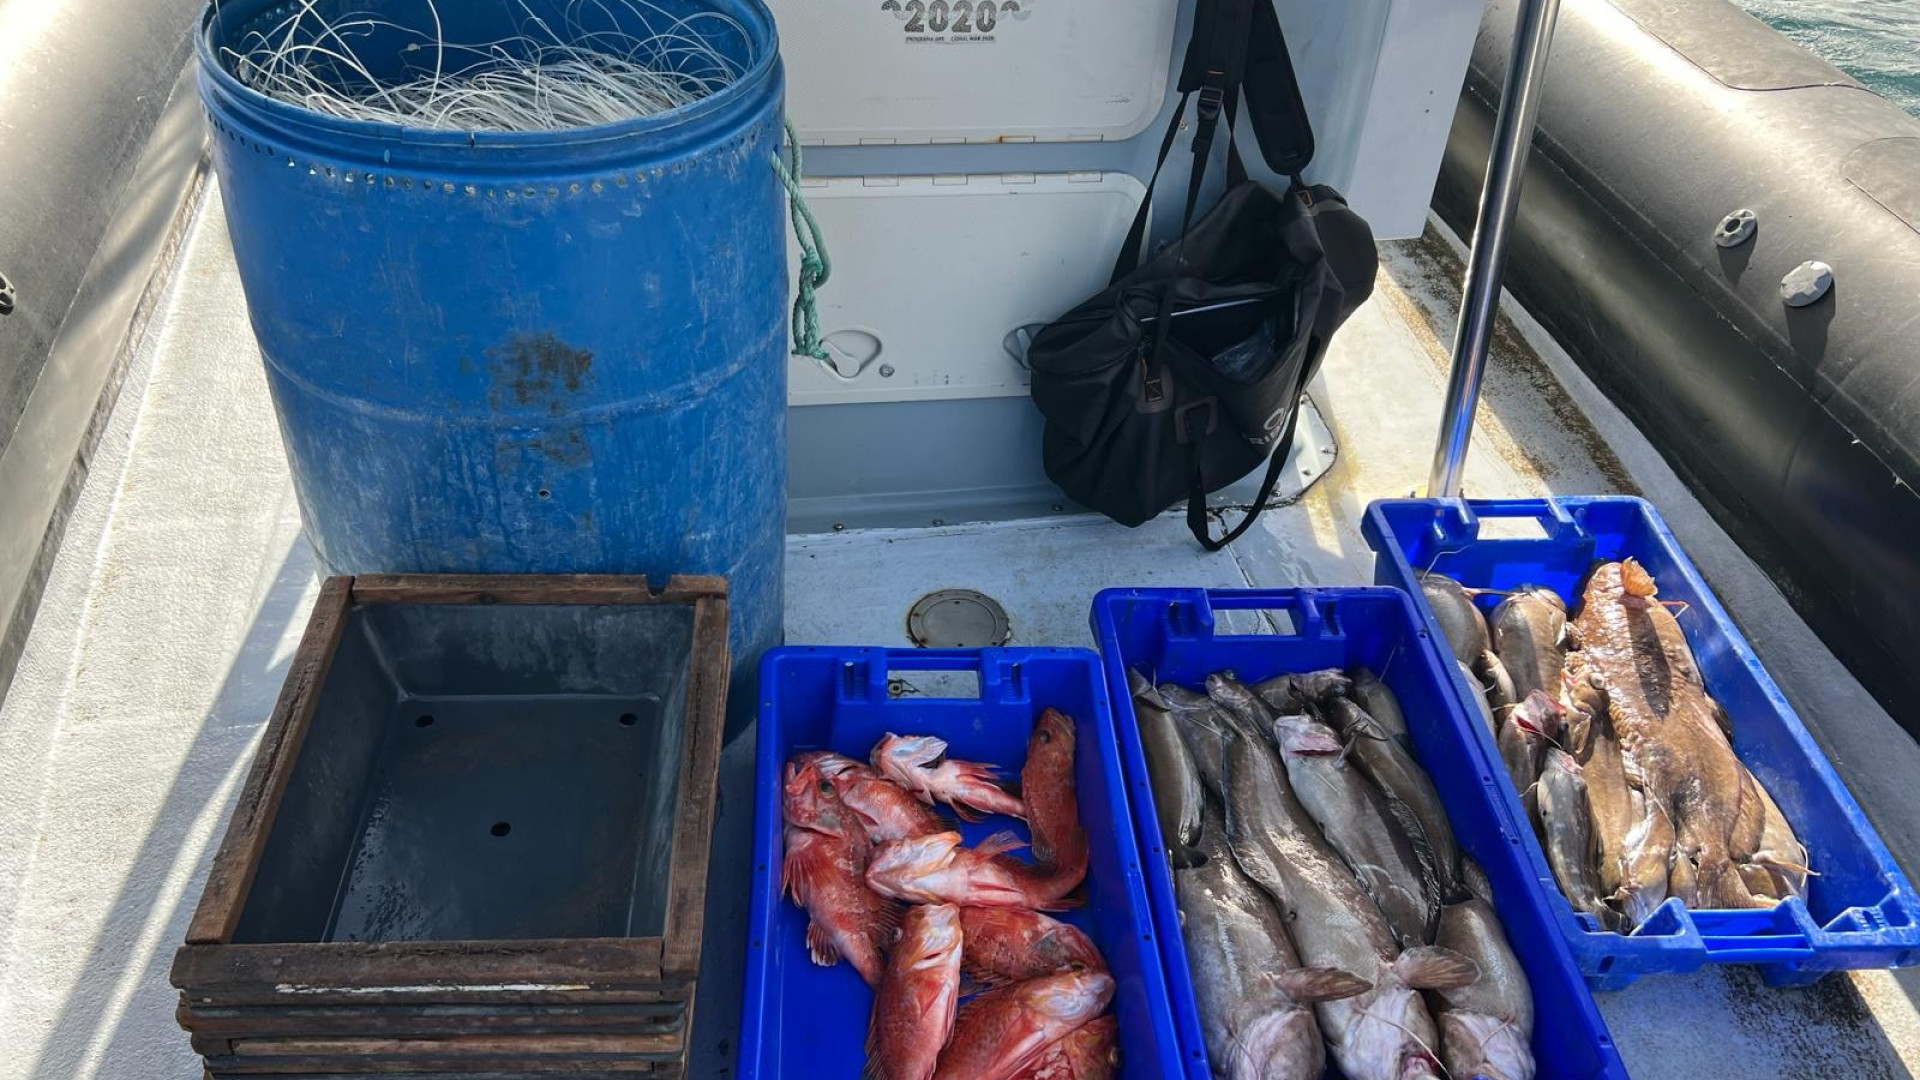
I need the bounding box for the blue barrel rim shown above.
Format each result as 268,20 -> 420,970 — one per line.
197,0 -> 780,152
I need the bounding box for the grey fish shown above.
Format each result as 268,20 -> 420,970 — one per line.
1272,711 -> 1440,945
1490,586 -> 1568,704
1433,898 -> 1537,1080
1222,720 -> 1478,1080
1477,650 -> 1519,717
1351,668 -> 1413,754
1459,856 -> 1494,905
1537,749 -> 1615,929
1178,802 -> 1369,1080
1158,682 -> 1235,799
1206,671 -> 1277,743
1418,571 -> 1491,667
1498,691 -> 1561,823
1254,669 -> 1353,715
1457,659 -> 1500,741
1327,696 -> 1462,899
1129,671 -> 1205,868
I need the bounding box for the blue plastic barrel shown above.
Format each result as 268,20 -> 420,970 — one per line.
197,0 -> 788,677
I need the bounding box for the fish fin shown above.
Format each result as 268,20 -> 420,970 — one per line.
1751,850 -> 1818,877
948,801 -> 984,823
870,902 -> 904,956
1620,558 -> 1658,597
805,920 -> 842,968
1395,945 -> 1482,990
975,830 -> 1029,860
781,842 -> 814,907
1270,966 -> 1372,1003
959,963 -> 1013,994
951,984 -> 1014,1032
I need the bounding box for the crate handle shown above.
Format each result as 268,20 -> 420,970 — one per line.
1444,498 -> 1586,544
1198,591 -> 1327,639
860,648 -> 1006,702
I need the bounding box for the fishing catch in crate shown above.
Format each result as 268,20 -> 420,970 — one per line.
1418,559 -> 1812,931
1137,669 -> 1531,1080
781,710 -> 1120,1080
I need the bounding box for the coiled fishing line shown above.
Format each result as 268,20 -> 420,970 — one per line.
219,0 -> 747,132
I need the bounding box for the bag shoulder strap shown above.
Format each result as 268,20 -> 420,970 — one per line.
1186,346 -> 1314,551
1112,0 -> 1314,282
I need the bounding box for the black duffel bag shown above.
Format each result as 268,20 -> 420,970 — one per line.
1027,0 -> 1378,549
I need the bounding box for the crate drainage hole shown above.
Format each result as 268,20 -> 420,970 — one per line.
490,822 -> 512,837
415,715 -> 434,728
619,712 -> 638,726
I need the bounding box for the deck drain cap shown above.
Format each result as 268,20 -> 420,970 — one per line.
908,589 -> 1011,648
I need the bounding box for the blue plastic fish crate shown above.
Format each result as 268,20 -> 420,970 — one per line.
1364,496 -> 1920,990
1092,587 -> 1630,1080
738,646 -> 1184,1079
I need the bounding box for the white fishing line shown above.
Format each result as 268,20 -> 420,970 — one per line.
218,0 -> 746,132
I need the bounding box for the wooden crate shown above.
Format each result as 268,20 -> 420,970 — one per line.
171,575 -> 727,1062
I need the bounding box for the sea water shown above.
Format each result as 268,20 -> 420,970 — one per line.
1732,0 -> 1920,117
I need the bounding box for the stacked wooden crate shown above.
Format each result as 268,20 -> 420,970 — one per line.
170,575 -> 729,1077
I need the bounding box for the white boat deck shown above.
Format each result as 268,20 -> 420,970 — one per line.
4,186 -> 1920,1079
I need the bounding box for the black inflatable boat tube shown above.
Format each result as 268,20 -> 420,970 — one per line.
1436,0 -> 1920,730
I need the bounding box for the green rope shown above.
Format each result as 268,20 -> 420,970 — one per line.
772,118 -> 832,365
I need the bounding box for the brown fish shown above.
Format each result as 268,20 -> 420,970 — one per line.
872,733 -> 1026,821
1490,586 -> 1569,704
933,970 -> 1114,1080
1418,571 -> 1491,667
867,903 -> 963,1080
960,907 -> 1105,989
1008,1016 -> 1120,1080
1745,774 -> 1811,899
1573,560 -> 1776,910
783,825 -> 899,987
1537,749 -> 1615,929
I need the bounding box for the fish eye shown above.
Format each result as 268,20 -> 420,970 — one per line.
817,779 -> 834,795
1038,729 -> 1052,743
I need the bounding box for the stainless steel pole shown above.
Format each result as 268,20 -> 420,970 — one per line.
1426,0 -> 1565,498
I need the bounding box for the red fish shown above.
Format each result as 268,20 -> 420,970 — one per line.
872,733 -> 1027,821
1022,709 -> 1089,898
785,757 -> 869,848
1009,1016 -> 1120,1080
932,969 -> 1115,1080
866,903 -> 964,1080
783,824 -> 899,987
866,831 -> 1075,911
815,754 -> 950,845
960,907 -> 1106,989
